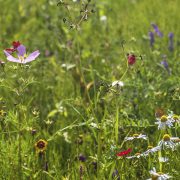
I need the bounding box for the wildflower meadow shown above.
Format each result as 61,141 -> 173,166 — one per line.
0,0 -> 180,179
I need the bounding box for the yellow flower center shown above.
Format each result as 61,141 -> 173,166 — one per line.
0,110 -> 6,117
151,175 -> 159,180
19,56 -> 24,62
163,134 -> 170,141
147,145 -> 153,149
160,115 -> 167,122
151,172 -> 163,180
173,115 -> 179,121
133,134 -> 139,137
135,153 -> 141,156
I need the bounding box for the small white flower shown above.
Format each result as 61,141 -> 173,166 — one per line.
124,134 -> 147,141
90,122 -> 99,129
159,157 -> 169,163
100,15 -> 107,22
112,81 -> 124,88
158,134 -> 179,150
155,115 -> 173,129
147,167 -> 172,180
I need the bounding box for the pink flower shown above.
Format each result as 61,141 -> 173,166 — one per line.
116,148 -> 132,157
4,44 -> 40,64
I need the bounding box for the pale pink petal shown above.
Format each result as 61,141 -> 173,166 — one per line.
24,50 -> 40,63
4,50 -> 21,63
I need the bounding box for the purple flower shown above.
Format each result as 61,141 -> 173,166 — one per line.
112,169 -> 120,180
78,154 -> 86,162
4,44 -> 40,64
161,55 -> 171,75
148,31 -> 155,47
151,23 -> 163,37
168,32 -> 174,51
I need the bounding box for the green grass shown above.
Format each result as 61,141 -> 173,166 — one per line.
0,0 -> 180,179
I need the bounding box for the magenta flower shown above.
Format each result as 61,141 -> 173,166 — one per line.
4,44 -> 40,64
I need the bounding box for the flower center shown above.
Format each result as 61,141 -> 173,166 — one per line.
147,145 -> 153,149
160,115 -> 167,122
37,141 -> 46,149
0,110 -> 6,117
19,56 -> 25,62
151,175 -> 159,180
135,153 -> 141,156
163,134 -> 170,141
133,134 -> 139,137
173,115 -> 179,121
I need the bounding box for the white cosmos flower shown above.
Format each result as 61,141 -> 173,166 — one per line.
155,115 -> 173,129
158,134 -> 179,151
147,167 -> 172,180
124,134 -> 147,141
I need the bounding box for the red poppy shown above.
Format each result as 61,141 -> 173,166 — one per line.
12,41 -> 21,49
127,54 -> 136,65
116,148 -> 132,156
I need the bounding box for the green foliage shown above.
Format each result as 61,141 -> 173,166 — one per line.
0,0 -> 179,179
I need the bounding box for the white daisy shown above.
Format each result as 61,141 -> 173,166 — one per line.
147,167 -> 172,180
124,134 -> 147,141
158,134 -> 179,150
143,146 -> 161,156
155,115 -> 173,129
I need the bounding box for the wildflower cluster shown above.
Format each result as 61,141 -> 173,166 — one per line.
115,110 -> 179,179
148,23 -> 175,75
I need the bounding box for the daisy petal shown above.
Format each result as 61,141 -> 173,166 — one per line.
25,50 -> 40,63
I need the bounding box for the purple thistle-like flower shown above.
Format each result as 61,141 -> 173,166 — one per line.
112,169 -> 120,180
148,31 -> 155,47
168,32 -> 174,51
161,55 -> 171,75
78,154 -> 86,162
4,44 -> 40,64
151,23 -> 163,37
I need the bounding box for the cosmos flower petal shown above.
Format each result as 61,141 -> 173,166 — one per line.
25,50 -> 40,63
17,45 -> 26,56
4,50 -> 21,63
